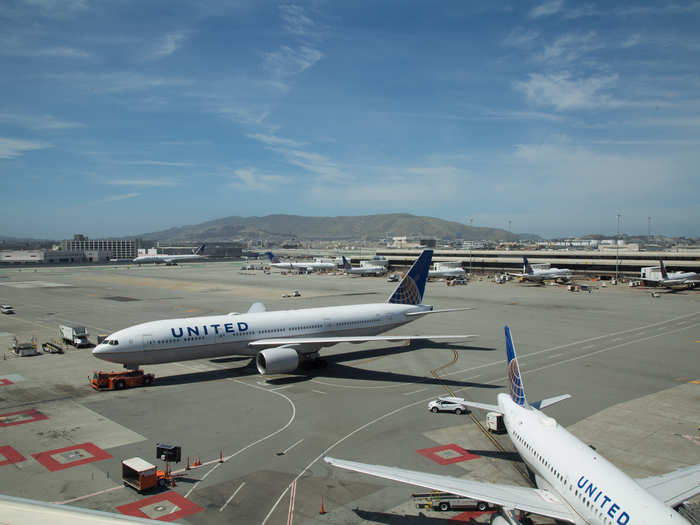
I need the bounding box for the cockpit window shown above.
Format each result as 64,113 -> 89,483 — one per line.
110,340 -> 119,345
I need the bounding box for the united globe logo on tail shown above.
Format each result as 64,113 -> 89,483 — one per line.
505,326 -> 527,406
388,249 -> 432,305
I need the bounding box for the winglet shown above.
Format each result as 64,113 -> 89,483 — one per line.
659,260 -> 668,280
505,326 -> 527,406
387,249 -> 432,305
523,256 -> 533,275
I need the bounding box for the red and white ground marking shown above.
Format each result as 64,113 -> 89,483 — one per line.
417,444 -> 480,466
0,408 -> 48,427
32,442 -> 112,472
0,446 -> 26,466
116,491 -> 203,522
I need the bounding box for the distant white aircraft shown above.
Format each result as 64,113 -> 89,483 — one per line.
132,244 -> 206,265
326,326 -> 700,525
645,260 -> 699,289
510,256 -> 571,283
341,256 -> 387,276
0,494 -> 163,524
94,250 -> 475,375
264,252 -> 336,272
428,262 -> 466,280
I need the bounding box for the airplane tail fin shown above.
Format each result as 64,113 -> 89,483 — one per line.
505,326 -> 528,406
523,256 -> 533,275
194,243 -> 206,255
342,256 -> 352,270
659,260 -> 668,279
265,252 -> 280,264
387,249 -> 432,305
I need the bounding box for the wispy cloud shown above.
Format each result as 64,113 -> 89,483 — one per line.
106,178 -> 180,187
49,72 -> 192,93
230,167 -> 290,191
262,45 -> 323,77
279,4 -> 315,36
502,27 -> 539,48
0,36 -> 91,59
247,133 -> 307,148
536,31 -> 602,64
515,72 -> 618,110
529,0 -> 564,18
216,106 -> 271,125
0,113 -> 85,130
0,137 -> 51,159
102,192 -> 141,202
147,31 -> 191,61
123,160 -> 194,167
622,34 -> 642,48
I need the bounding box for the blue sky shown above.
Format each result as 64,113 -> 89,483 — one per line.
1,0 -> 699,239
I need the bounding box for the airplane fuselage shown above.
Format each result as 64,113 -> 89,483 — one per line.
500,394 -> 690,525
132,254 -> 205,264
93,303 -> 429,368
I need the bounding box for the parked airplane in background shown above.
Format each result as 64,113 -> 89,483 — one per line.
428,262 -> 466,280
264,252 -> 336,272
342,256 -> 387,276
94,250 -> 475,375
132,244 -> 206,265
646,260 -> 699,289
326,326 -> 700,524
510,256 -> 571,283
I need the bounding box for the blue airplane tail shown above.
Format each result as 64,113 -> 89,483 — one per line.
387,249 -> 432,305
659,260 -> 668,279
523,256 -> 533,275
264,252 -> 280,264
505,326 -> 527,406
194,243 -> 206,255
341,256 -> 352,270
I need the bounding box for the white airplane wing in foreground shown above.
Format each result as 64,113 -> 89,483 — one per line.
248,334 -> 476,348
635,464 -> 700,507
323,457 -> 577,522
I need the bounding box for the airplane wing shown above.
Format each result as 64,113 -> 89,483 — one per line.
248,334 -> 477,348
635,464 -> 700,507
324,457 -> 577,523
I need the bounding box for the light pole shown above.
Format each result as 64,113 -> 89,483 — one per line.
615,213 -> 622,281
469,217 -> 473,276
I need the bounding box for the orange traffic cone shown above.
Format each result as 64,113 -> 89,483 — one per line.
319,496 -> 326,515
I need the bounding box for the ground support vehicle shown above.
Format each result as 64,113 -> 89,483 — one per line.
41,342 -> 64,354
59,325 -> 90,347
1,304 -> 15,314
90,369 -> 155,390
428,396 -> 469,415
413,491 -> 491,512
121,458 -> 169,493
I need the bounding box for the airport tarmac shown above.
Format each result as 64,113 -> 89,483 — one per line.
0,262 -> 698,524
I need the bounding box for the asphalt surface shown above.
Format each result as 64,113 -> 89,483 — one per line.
0,262 -> 698,524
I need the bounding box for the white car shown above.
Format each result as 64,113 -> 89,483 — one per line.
0,304 -> 14,314
428,396 -> 467,415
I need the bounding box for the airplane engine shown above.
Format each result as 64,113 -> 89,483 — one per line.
256,347 -> 299,375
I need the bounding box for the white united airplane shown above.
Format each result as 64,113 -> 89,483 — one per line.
264,251 -> 337,272
132,244 -> 206,265
325,326 -> 700,525
93,250 -> 474,375
342,256 -> 387,276
646,260 -> 699,290
510,256 -> 571,283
